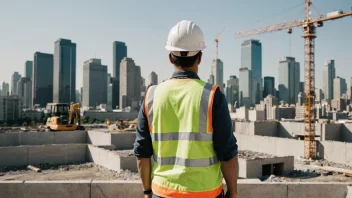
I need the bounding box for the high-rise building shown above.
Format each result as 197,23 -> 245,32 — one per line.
226,75 -> 239,108
263,76 -> 275,98
53,38 -> 76,103
211,59 -> 224,89
333,76 -> 347,99
113,41 -> 127,78
82,59 -> 108,107
17,77 -> 32,109
299,82 -> 304,93
278,56 -> 300,105
0,95 -> 21,121
107,77 -> 119,110
208,74 -> 215,85
323,60 -> 336,100
33,52 -> 53,107
75,90 -> 81,103
120,57 -> 141,110
241,40 -> 262,104
25,61 -> 33,79
239,68 -> 252,107
11,72 -> 21,95
148,71 -> 158,86
141,77 -> 146,93
1,82 -> 9,96
315,88 -> 323,103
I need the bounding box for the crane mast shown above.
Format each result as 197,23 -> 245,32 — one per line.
234,0 -> 352,159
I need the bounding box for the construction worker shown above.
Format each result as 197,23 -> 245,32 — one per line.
134,20 -> 239,198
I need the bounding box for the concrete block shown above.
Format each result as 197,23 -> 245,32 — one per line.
287,183 -> 348,198
0,132 -> 20,147
87,145 -> 99,162
238,158 -> 247,178
54,131 -> 87,144
120,156 -> 137,172
111,132 -> 135,149
322,141 -> 346,165
0,146 -> 28,167
275,138 -> 304,158
20,132 -> 55,145
0,180 -> 24,198
254,122 -> 278,137
91,180 -> 143,198
346,143 -> 352,166
87,131 -> 111,145
28,145 -> 66,165
96,145 -> 116,150
238,183 -> 287,198
257,136 -> 276,155
106,151 -> 121,172
347,186 -> 352,198
23,180 -> 91,198
65,144 -> 87,164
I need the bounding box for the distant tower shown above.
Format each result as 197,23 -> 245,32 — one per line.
239,67 -> 252,107
148,71 -> 158,86
323,60 -> 336,101
333,76 -> 347,99
211,59 -> 224,89
11,72 -> 21,95
53,38 -> 76,103
278,56 -> 300,105
33,52 -> 53,107
241,40 -> 262,104
263,76 -> 275,98
82,59 -> 108,107
25,61 -> 33,79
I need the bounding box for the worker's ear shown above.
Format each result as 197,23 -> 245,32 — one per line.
197,52 -> 202,65
169,53 -> 174,64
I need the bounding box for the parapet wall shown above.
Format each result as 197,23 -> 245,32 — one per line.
1,180 -> 351,198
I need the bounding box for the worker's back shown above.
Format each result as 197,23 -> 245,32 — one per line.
147,78 -> 223,197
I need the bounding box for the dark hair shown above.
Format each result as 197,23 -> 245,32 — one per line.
170,52 -> 201,68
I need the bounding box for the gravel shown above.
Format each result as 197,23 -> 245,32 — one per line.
238,150 -> 276,160
295,158 -> 352,170
112,150 -> 134,157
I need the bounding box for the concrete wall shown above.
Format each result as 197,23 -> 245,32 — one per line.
318,140 -> 352,166
111,132 -> 135,149
254,122 -> 278,137
235,122 -> 254,135
0,144 -> 87,167
87,145 -> 137,172
321,123 -> 341,141
342,123 -> 352,142
0,131 -> 87,147
1,180 -> 351,198
235,133 -> 305,158
87,131 -> 111,145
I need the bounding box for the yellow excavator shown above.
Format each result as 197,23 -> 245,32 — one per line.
44,103 -> 85,131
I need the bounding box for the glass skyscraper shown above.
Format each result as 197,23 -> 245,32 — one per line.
323,60 -> 336,100
113,41 -> 127,78
212,59 -> 224,89
33,52 -> 53,107
53,38 -> 76,103
239,68 -> 252,107
263,76 -> 275,98
241,40 -> 262,104
278,57 -> 300,105
11,72 -> 21,95
25,61 -> 33,79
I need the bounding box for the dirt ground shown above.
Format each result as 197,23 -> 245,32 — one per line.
0,163 -> 140,181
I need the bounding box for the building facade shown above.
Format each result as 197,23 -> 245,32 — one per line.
278,56 -> 300,105
82,59 -> 107,107
226,75 -> 239,109
107,77 -> 119,110
148,71 -> 158,86
263,76 -> 275,98
212,59 -> 224,89
25,61 -> 33,79
53,38 -> 76,103
241,39 -> 262,104
0,96 -> 21,121
323,60 -> 336,101
11,72 -> 21,95
120,57 -> 141,110
33,52 -> 53,107
113,41 -> 127,78
239,67 -> 252,107
333,76 -> 347,100
1,82 -> 9,96
17,77 -> 32,109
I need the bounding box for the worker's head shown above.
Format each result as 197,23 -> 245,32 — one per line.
165,20 -> 205,72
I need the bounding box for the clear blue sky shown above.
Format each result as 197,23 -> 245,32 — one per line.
1,0 -> 351,90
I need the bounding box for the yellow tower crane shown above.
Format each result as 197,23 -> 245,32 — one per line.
215,26 -> 226,61
235,0 -> 352,159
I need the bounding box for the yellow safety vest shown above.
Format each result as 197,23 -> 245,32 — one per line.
144,78 -> 222,198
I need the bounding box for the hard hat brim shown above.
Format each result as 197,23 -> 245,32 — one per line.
165,45 -> 206,52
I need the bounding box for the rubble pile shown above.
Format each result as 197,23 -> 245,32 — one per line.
238,150 -> 276,160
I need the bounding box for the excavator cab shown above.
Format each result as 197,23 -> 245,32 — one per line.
45,103 -> 84,131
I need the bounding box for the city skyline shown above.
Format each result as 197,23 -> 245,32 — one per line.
1,0 -> 351,91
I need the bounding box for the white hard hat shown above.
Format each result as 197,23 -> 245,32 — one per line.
165,20 -> 206,56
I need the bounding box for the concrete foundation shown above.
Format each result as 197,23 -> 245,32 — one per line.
0,180 -> 351,198
0,131 -> 87,147
0,144 -> 87,167
239,156 -> 294,178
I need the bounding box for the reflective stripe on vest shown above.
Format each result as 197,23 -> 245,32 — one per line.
153,155 -> 219,167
